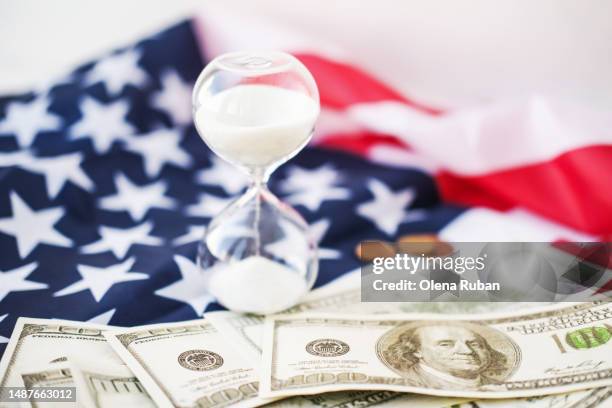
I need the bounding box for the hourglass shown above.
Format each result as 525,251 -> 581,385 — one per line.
192,51 -> 320,314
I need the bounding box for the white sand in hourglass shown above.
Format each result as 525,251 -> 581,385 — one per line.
195,84 -> 319,168
207,256 -> 309,314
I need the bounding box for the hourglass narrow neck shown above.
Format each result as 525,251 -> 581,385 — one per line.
247,166 -> 273,187
243,178 -> 282,209
246,178 -> 270,197
244,170 -> 272,258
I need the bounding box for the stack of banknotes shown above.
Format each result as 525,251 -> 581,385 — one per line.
0,271 -> 611,408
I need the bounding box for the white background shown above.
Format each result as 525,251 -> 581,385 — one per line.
1,0 -> 611,109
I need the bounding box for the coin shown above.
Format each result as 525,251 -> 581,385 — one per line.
396,234 -> 455,257
432,241 -> 454,257
396,234 -> 440,255
355,241 -> 396,262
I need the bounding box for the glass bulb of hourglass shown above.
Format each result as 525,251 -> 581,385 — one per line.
192,51 -> 320,314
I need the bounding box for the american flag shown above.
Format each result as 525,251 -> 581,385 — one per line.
0,17 -> 609,356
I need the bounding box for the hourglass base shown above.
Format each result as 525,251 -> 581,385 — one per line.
197,185 -> 318,314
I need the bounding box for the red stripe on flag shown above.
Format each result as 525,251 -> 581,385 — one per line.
293,53 -> 441,115
437,145 -> 612,236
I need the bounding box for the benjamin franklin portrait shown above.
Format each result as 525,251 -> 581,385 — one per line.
376,321 -> 520,390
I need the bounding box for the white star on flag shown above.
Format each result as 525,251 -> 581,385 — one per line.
155,255 -> 214,316
54,257 -> 148,302
151,70 -> 193,126
18,152 -> 94,199
69,97 -> 135,154
0,192 -> 72,258
280,164 -> 342,192
87,309 -> 116,325
186,193 -> 234,218
99,173 -> 176,221
195,156 -> 249,194
125,128 -> 192,178
172,225 -> 204,246
356,179 -> 419,236
310,219 -> 341,260
81,221 -> 163,259
0,262 -> 47,302
0,150 -> 34,167
0,314 -> 8,344
84,49 -> 148,95
0,97 -> 62,147
285,187 -> 350,212
281,165 -> 350,211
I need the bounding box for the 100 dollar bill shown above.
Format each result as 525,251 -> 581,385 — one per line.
205,269 -> 553,367
266,387 -> 612,408
0,318 -> 124,408
460,386 -> 612,408
104,319 -> 270,408
260,302 -> 612,399
0,318 -> 151,408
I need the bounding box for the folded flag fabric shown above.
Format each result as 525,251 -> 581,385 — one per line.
0,17 -> 609,355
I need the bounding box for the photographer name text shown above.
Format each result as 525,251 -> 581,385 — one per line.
372,279 -> 501,292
